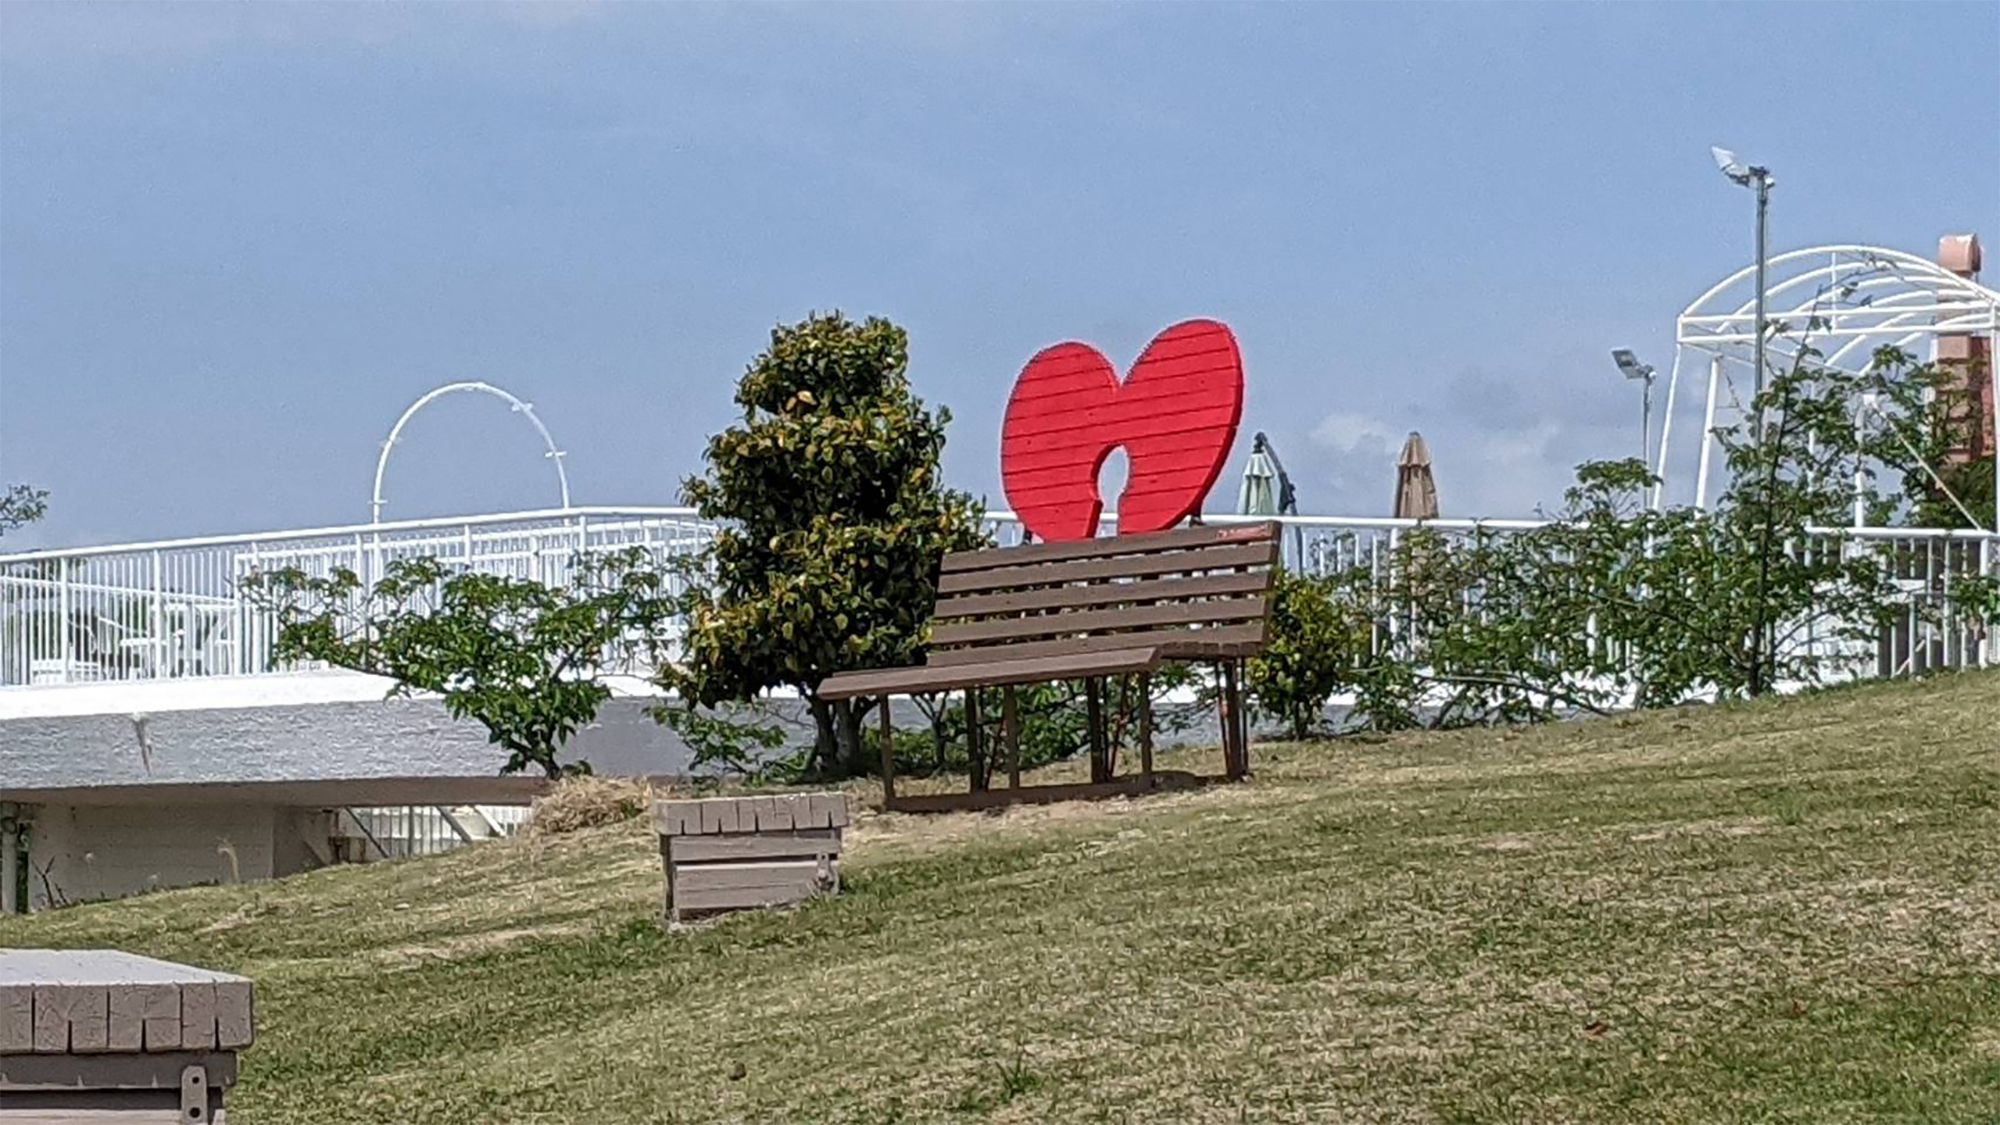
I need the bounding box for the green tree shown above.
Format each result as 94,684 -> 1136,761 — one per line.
663,313 -> 987,776
0,483 -> 47,538
242,547 -> 676,777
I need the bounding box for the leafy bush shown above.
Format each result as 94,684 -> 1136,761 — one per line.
242,547 -> 676,777
1247,569 -> 1374,739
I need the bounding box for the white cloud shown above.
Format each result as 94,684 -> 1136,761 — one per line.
1309,410 -> 1397,457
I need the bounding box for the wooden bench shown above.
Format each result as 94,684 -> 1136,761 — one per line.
1,949 -> 252,1124
819,521 -> 1279,811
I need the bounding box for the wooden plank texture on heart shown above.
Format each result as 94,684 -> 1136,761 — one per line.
1000,319 -> 1243,541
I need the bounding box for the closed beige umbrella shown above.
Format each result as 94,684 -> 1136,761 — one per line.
1394,431 -> 1439,520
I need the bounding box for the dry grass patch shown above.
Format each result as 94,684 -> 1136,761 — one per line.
525,774 -> 658,835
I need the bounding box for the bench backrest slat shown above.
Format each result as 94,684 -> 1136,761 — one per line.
940,521 -> 1276,573
936,540 -> 1276,596
925,622 -> 1269,667
933,570 -> 1268,620
922,521 -> 1279,668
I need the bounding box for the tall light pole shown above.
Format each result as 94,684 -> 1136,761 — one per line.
1711,147 -> 1775,431
1611,349 -> 1656,468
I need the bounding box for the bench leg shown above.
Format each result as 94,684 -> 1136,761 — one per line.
1235,658 -> 1252,778
1003,685 -> 1021,789
878,696 -> 896,810
1138,671 -> 1154,788
1085,677 -> 1108,784
1221,659 -> 1249,780
1220,662 -> 1244,781
967,687 -> 986,792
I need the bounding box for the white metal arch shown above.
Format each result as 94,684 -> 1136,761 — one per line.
1662,244 -> 2000,528
371,382 -> 571,523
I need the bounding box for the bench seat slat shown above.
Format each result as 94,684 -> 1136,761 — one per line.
818,648 -> 1162,700
923,622 -> 1267,667
930,595 -> 1267,648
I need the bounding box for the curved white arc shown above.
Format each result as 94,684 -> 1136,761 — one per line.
1680,240 -> 2000,320
371,381 -> 571,523
1684,270 -> 1995,339
1679,244 -> 2000,320
1685,301 -> 1997,369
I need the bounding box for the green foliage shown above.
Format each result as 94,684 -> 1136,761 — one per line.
1330,339 -> 2000,732
1247,569 -> 1374,739
0,483 -> 47,537
663,313 -> 988,775
241,547 -> 677,777
652,703 -> 792,781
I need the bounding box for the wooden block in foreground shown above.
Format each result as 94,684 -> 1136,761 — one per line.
654,794 -> 848,923
1,949 -> 252,1123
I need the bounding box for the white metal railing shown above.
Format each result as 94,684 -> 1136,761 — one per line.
982,512 -> 2000,681
3,506 -> 1993,689
333,804 -> 530,861
0,507 -> 714,688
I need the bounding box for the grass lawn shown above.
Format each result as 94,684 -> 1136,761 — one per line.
6,672 -> 2000,1123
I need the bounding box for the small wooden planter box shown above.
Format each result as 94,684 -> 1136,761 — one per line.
652,794 -> 848,924
1,949 -> 252,1124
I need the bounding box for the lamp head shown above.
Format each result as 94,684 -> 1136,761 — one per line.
1710,145 -> 1773,189
1611,348 -> 1655,382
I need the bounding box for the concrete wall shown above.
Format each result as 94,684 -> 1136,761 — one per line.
0,679 -> 933,793
21,803 -> 329,910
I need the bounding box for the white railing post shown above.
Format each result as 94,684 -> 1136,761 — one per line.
150,549 -> 164,681
57,561 -> 72,683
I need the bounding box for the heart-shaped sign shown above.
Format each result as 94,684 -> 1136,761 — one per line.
1000,319 -> 1244,542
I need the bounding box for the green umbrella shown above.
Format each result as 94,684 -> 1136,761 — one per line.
1238,437 -> 1279,516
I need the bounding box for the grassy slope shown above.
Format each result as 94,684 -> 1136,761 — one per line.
6,674 -> 2000,1124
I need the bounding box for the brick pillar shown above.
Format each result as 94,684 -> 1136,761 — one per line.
1937,234 -> 1994,461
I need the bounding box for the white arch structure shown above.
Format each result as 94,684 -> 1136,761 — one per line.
371,381 -> 570,523
1664,244 -> 2000,530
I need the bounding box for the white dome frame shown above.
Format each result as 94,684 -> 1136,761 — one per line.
371,381 -> 570,524
1664,244 -> 2000,529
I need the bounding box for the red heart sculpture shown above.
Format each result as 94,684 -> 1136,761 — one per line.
1000,319 -> 1244,542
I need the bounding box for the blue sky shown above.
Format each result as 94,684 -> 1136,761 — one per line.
2,1 -> 1995,548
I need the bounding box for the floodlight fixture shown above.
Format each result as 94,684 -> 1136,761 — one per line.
1611,349 -> 1657,468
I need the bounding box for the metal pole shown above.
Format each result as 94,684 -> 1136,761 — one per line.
1853,400 -> 1868,529
1641,373 -> 1653,468
1991,336 -> 1999,535
1753,172 -> 1770,429
1696,355 -> 1722,511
